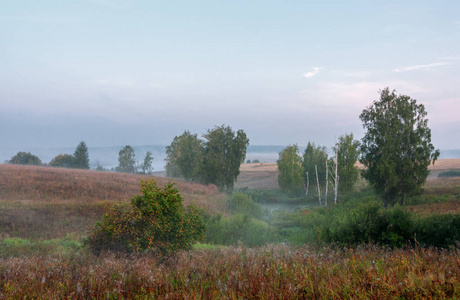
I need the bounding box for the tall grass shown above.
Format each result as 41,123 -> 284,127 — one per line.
0,244 -> 458,298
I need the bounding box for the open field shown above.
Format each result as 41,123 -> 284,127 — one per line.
235,163 -> 278,190
236,159 -> 460,190
1,163 -> 460,298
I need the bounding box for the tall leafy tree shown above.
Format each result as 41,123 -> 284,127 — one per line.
333,133 -> 360,193
277,145 -> 303,194
165,131 -> 203,180
116,145 -> 136,173
200,125 -> 249,193
302,142 -> 328,190
140,151 -> 154,174
74,141 -> 90,169
359,88 -> 439,206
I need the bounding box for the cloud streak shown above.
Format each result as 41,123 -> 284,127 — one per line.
303,67 -> 322,78
394,62 -> 449,72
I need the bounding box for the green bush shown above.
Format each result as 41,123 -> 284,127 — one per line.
414,214 -> 460,248
277,197 -> 414,247
85,179 -> 206,255
49,154 -> 77,168
9,152 -> 42,165
205,214 -> 276,246
438,170 -> 460,178
226,192 -> 263,218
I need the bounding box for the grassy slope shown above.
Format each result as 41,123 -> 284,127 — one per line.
0,164 -> 225,240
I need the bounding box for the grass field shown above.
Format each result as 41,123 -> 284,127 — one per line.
1,163 -> 460,298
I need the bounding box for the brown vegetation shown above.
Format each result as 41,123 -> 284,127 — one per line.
0,164 -> 226,240
0,244 -> 459,298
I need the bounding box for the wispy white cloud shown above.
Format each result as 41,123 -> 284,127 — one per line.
394,62 -> 449,72
303,67 -> 322,78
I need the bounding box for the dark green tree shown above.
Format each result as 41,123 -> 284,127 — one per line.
165,131 -> 203,180
9,152 -> 42,165
140,151 -> 154,174
116,145 -> 136,173
359,88 -> 439,206
199,125 -> 249,193
49,154 -> 77,168
74,141 -> 90,169
277,145 -> 303,194
333,133 -> 360,193
302,142 -> 328,190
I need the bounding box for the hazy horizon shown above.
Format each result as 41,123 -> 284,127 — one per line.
2,144 -> 459,171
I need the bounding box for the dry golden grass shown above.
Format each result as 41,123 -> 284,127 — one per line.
236,163 -> 278,189
236,159 -> 460,190
0,164 -> 226,239
0,164 -> 225,213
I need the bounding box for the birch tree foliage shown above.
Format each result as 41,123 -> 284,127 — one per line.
116,145 -> 136,173
165,131 -> 203,180
302,142 -> 328,189
277,145 -> 303,194
359,88 -> 439,206
333,133 -> 360,193
200,125 -> 249,193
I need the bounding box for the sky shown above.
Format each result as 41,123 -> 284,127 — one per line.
1,0 -> 459,151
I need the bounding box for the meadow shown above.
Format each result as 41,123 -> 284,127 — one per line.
0,163 -> 459,298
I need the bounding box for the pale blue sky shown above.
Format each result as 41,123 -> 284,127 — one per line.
1,0 -> 459,150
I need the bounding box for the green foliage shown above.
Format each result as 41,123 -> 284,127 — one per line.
165,126 -> 249,192
438,170 -> 460,178
8,152 -> 42,165
334,133 -> 360,193
277,195 -> 414,247
199,125 -> 249,193
359,88 -> 440,206
413,214 -> 460,248
74,141 -> 90,169
49,154 -> 77,168
116,145 -> 136,173
140,151 -> 154,174
277,145 -> 304,194
205,214 -> 275,246
226,192 -> 263,218
85,179 -> 206,255
303,142 -> 328,191
165,131 -> 203,179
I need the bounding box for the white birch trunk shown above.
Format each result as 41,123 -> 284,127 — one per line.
315,165 -> 321,205
325,159 -> 328,207
334,146 -> 339,204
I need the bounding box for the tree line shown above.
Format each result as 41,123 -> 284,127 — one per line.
278,87 -> 439,207
8,141 -> 90,170
6,87 -> 439,207
164,125 -> 249,193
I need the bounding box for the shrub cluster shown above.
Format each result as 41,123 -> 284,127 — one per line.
438,170 -> 460,178
85,179 -> 206,255
204,192 -> 277,246
276,193 -> 460,248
